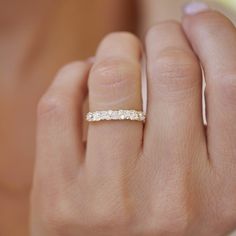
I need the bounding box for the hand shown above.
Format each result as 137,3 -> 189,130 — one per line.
31,8 -> 236,236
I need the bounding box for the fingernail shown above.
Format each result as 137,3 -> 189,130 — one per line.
183,2 -> 209,15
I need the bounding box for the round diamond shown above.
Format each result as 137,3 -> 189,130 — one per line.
87,113 -> 93,120
86,110 -> 145,122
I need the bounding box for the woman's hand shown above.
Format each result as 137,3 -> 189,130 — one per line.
31,8 -> 236,236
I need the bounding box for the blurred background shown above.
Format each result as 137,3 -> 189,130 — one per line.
1,0 -> 236,235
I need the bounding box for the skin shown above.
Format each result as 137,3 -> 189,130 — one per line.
31,8 -> 236,236
0,1 -> 135,235
1,0 -> 236,235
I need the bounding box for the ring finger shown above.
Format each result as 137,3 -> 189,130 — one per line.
86,32 -> 143,173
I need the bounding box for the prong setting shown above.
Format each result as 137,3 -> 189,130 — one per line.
86,110 -> 145,122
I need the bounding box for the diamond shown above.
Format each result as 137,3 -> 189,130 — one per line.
120,115 -> 125,120
86,110 -> 145,122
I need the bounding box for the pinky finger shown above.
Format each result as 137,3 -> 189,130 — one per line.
36,61 -> 91,178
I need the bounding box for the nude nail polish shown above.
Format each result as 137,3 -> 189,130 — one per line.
184,2 -> 209,15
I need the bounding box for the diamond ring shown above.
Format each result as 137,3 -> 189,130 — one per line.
86,110 -> 146,122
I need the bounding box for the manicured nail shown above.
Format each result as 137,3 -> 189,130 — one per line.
184,2 -> 209,15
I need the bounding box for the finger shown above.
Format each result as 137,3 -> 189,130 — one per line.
86,32 -> 143,171
82,96 -> 89,143
144,21 -> 206,163
183,9 -> 236,167
36,61 -> 90,178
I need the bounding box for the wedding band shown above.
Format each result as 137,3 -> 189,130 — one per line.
86,110 -> 146,122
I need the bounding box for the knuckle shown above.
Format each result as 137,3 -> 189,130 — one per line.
146,208 -> 190,235
89,207 -> 132,230
149,48 -> 200,91
89,58 -> 140,104
167,209 -> 190,234
35,181 -> 81,233
37,61 -> 88,119
90,58 -> 139,88
157,217 -> 189,236
87,192 -> 133,230
42,211 -> 74,234
146,20 -> 180,42
40,196 -> 72,231
42,208 -> 66,230
145,183 -> 193,235
157,200 -> 191,235
92,209 -> 130,230
37,93 -> 71,119
38,189 -> 84,234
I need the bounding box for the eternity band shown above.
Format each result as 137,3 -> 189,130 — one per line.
86,110 -> 146,122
